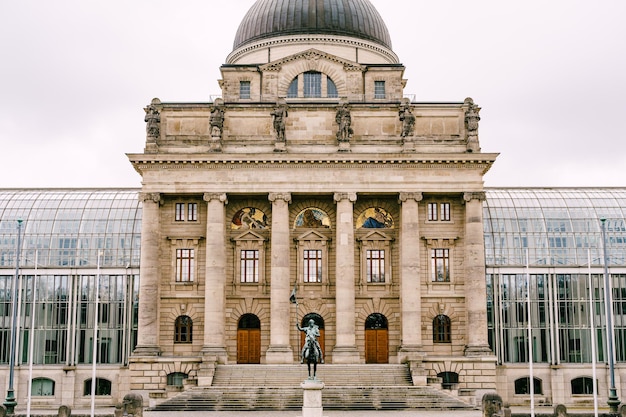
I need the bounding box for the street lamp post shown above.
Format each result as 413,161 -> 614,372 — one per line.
4,219 -> 23,415
600,218 -> 621,414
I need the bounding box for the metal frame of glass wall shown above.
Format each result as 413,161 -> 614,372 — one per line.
0,189 -> 141,367
484,188 -> 626,369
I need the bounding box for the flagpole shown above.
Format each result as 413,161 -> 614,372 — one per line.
3,219 -> 23,415
587,249 -> 598,417
90,252 -> 102,417
525,248 -> 534,417
27,250 -> 38,417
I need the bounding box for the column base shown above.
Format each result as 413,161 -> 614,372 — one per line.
464,344 -> 493,357
201,346 -> 228,364
131,345 -> 161,357
331,346 -> 360,364
265,345 -> 294,364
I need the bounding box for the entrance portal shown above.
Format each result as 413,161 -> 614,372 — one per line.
237,313 -> 261,364
365,313 -> 388,364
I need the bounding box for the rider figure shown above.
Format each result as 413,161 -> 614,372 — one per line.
297,319 -> 324,364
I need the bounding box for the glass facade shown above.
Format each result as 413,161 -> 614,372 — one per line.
0,189 -> 141,366
484,188 -> 626,365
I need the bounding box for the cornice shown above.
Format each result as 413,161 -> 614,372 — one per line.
128,153 -> 498,175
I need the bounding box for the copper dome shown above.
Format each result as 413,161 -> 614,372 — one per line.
233,0 -> 392,50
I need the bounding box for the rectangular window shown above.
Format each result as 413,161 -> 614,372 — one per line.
175,203 -> 185,221
240,250 -> 259,283
187,203 -> 197,221
428,203 -> 438,221
366,249 -> 385,283
175,249 -> 195,282
239,81 -> 251,99
303,72 -> 321,98
431,248 -> 450,282
175,202 -> 198,222
303,250 -> 322,283
440,203 -> 451,221
374,81 -> 386,99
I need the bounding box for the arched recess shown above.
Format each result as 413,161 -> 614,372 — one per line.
365,313 -> 388,364
237,313 -> 261,364
300,313 -> 325,357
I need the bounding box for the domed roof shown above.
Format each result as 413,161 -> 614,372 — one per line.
233,0 -> 392,50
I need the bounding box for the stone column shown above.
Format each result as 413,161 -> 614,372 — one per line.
332,192 -> 359,363
266,192 -> 293,363
133,192 -> 161,356
463,192 -> 492,356
202,193 -> 228,362
398,192 -> 424,360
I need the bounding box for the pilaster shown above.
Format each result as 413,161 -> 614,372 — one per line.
332,192 -> 359,363
201,192 -> 228,364
266,192 -> 294,363
397,192 -> 425,364
133,192 -> 162,356
463,192 -> 492,356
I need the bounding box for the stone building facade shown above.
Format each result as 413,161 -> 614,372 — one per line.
127,0 -> 498,398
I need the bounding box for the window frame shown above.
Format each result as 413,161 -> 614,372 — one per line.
175,248 -> 195,283
374,80 -> 386,99
366,249 -> 386,283
240,249 -> 260,283
239,80 -> 251,99
174,315 -> 193,344
433,314 -> 451,343
303,249 -> 323,283
431,248 -> 450,282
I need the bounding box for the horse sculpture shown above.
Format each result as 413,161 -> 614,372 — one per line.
297,319 -> 323,380
302,334 -> 322,379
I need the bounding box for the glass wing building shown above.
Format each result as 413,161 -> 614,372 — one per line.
1,188 -> 625,406
0,189 -> 141,403
484,188 -> 626,403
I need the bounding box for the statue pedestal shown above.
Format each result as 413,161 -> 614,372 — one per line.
300,380 -> 325,417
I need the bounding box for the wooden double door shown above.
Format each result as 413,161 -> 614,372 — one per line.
365,313 -> 389,364
237,314 -> 261,364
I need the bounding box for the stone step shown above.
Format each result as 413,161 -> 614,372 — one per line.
211,364 -> 413,387
152,386 -> 474,411
151,364 -> 475,411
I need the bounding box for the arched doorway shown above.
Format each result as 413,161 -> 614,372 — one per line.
365,313 -> 388,364
237,314 -> 261,364
300,313 -> 325,358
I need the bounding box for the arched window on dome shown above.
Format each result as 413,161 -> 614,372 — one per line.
287,72 -> 338,99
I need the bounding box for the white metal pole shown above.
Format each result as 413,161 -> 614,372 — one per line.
526,249 -> 534,417
90,252 -> 102,417
26,250 -> 38,417
587,249 -> 598,417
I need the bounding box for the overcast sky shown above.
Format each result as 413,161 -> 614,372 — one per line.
1,1 -> 625,189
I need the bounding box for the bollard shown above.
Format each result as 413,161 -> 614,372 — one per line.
123,393 -> 144,417
57,405 -> 71,417
482,393 -> 503,417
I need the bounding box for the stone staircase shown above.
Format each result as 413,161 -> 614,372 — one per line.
151,364 -> 475,411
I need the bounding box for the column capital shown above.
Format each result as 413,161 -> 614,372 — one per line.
463,191 -> 486,203
203,193 -> 228,204
398,192 -> 423,203
139,192 -> 161,205
268,192 -> 292,203
333,192 -> 357,203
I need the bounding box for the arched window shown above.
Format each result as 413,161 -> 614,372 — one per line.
175,315 -> 193,343
167,372 -> 188,387
84,378 -> 112,396
32,377 -> 55,396
514,377 -> 543,395
286,72 -> 338,98
433,315 -> 451,343
437,372 -> 459,390
571,377 -> 595,395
